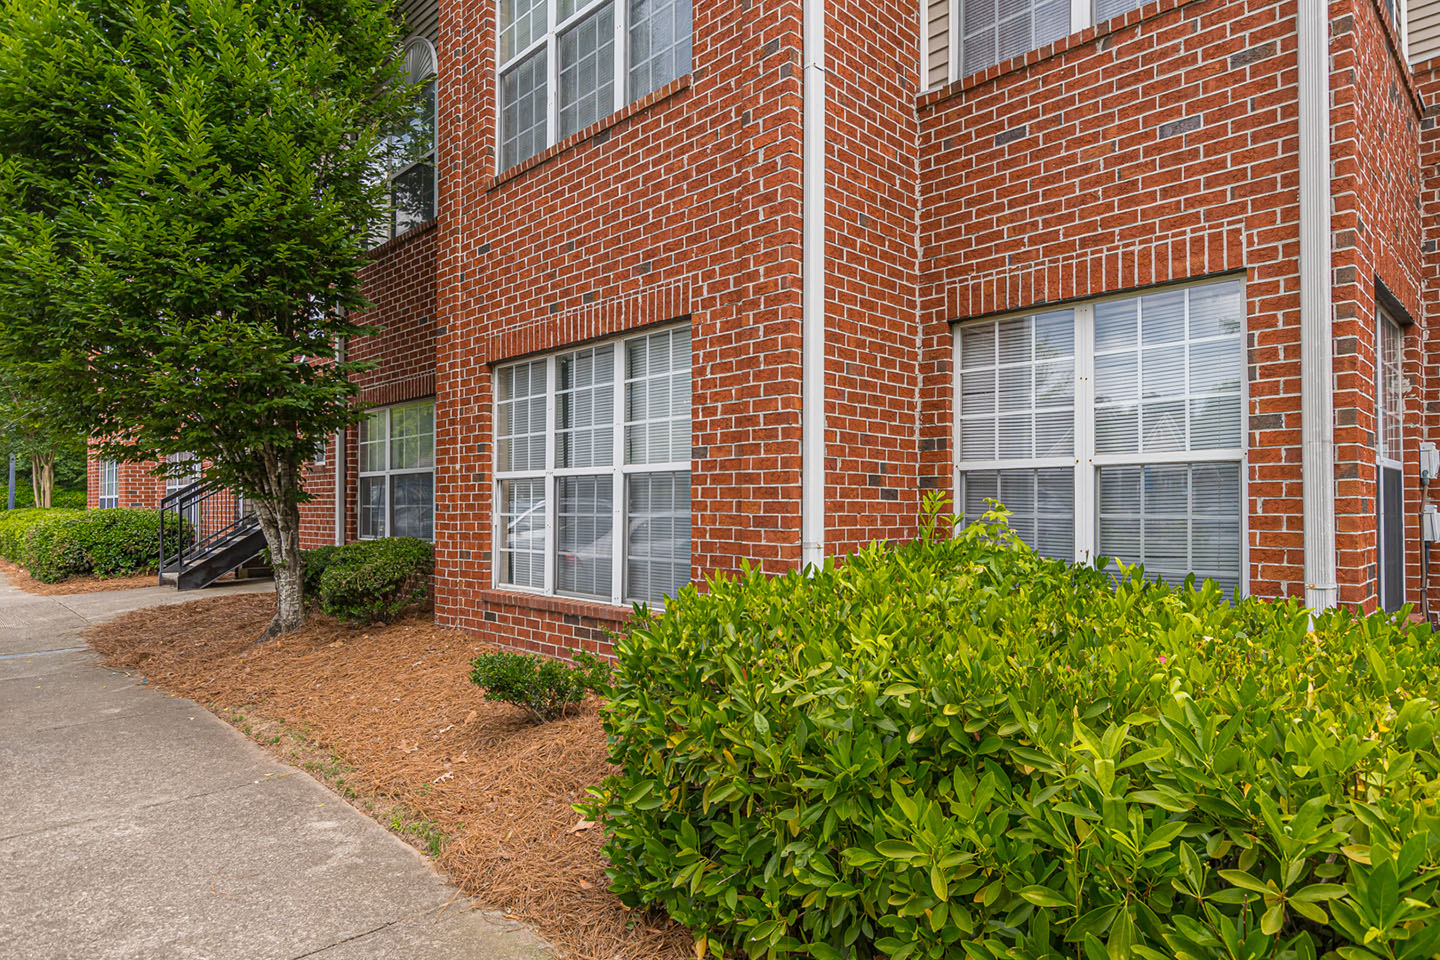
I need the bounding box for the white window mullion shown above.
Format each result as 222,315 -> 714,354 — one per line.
1071,0 -> 1090,31
949,0 -> 961,85
613,0 -> 627,111
611,340 -> 626,605
544,354 -> 558,595
546,27 -> 559,147
1074,303 -> 1096,562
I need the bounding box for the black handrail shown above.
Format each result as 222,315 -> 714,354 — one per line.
158,476 -> 260,584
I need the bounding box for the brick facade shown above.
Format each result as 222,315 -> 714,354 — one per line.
93,0 -> 1440,645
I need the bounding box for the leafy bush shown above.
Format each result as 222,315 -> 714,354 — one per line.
469,649 -> 612,721
317,537 -> 433,623
589,495 -> 1440,960
299,544 -> 342,597
0,507 -> 187,581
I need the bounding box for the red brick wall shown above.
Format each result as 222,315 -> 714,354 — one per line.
430,0 -> 807,653
919,0 -> 1306,598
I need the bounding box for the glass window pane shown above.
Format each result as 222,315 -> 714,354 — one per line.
499,477 -> 548,588
557,475 -> 613,599
626,470 -> 690,605
629,0 -> 691,100
358,476 -> 387,539
500,0 -> 547,61
955,310 -> 1074,463
559,4 -> 616,139
958,467 -> 1073,561
501,51 -> 548,170
557,346 -> 615,468
626,327 -> 691,465
390,401 -> 435,471
1094,0 -> 1145,21
393,162 -> 435,233
391,472 -> 434,540
1379,316 -> 1404,463
960,0 -> 1070,77
498,360 -> 548,472
1097,462 -> 1241,595
359,410 -> 387,474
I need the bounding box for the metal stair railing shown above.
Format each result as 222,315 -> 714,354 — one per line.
158,476 -> 261,584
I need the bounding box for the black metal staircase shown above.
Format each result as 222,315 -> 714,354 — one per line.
159,477 -> 270,590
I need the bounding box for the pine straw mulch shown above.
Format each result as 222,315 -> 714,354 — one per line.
85,594 -> 691,960
0,559 -> 161,595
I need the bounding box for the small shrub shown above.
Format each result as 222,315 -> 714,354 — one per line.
299,544 -> 342,597
588,494 -> 1440,960
0,507 -> 186,581
317,537 -> 433,624
469,649 -> 611,721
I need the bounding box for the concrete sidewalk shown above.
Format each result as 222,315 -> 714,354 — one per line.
0,572 -> 550,960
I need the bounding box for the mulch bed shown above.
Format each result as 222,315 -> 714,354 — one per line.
0,559 -> 160,595
85,594 -> 690,960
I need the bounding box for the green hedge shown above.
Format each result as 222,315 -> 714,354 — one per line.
0,507 -> 186,581
589,496 -> 1440,960
302,537 -> 433,624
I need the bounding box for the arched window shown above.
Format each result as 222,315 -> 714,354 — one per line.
378,37 -> 438,241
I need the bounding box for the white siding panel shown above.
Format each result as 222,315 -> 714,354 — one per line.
927,0 -> 949,88
1411,0 -> 1440,62
398,0 -> 440,45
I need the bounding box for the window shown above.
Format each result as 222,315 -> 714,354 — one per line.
98,461 -> 118,509
374,38 -> 437,242
955,277 -> 1246,594
312,438 -> 328,467
1377,311 -> 1405,611
498,0 -> 692,169
358,400 -> 435,540
924,0 -> 1147,86
494,324 -> 691,605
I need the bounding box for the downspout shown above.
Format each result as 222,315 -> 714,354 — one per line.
334,334 -> 347,547
1299,0 -> 1337,611
800,0 -> 826,570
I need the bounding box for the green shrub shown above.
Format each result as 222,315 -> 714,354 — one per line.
299,543 -> 342,597
0,486 -> 85,510
317,537 -> 433,624
469,649 -> 612,721
588,494 -> 1440,960
0,507 -> 187,581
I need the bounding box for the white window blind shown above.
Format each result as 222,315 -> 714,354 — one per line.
494,324 -> 692,606
357,400 -> 435,540
954,277 -> 1246,593
498,0 -> 691,170
99,461 -> 119,509
926,0 -> 1148,88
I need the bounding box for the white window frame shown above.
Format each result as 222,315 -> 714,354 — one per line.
492,323 -> 691,606
98,460 -> 119,509
496,0 -> 690,170
1376,309 -> 1405,610
357,399 -> 436,540
929,0 -> 1140,87
950,276 -> 1249,595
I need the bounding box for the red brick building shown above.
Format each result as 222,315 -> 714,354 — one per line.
94,0 -> 1440,650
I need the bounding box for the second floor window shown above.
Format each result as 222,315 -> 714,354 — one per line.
375,38 -> 438,242
499,0 -> 692,170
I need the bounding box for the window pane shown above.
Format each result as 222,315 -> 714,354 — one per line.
1097,462 -> 1241,595
392,472 -> 434,540
391,79 -> 436,170
390,401 -> 435,471
393,163 -> 435,233
956,310 -> 1074,462
1094,0 -> 1145,23
358,476 -> 387,539
557,346 -> 615,468
960,0 -> 1069,77
959,467 -> 1073,561
498,360 -> 548,472
499,478 -> 547,588
557,475 -> 613,598
501,51 -> 548,170
629,0 -> 692,100
500,0 -> 547,61
359,410 -> 387,474
1094,281 -> 1244,455
559,4 -> 616,139
1379,316 -> 1404,463
626,471 -> 690,604
626,327 -> 691,465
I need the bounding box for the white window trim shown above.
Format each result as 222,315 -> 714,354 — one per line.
1376,309 -> 1404,609
492,323 -> 691,606
357,399 -> 436,540
949,276 -> 1249,595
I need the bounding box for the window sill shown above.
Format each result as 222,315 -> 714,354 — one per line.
364,217 -> 439,260
488,74 -> 693,190
478,587 -> 632,624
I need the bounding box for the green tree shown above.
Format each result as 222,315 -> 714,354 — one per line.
0,0 -> 413,636
0,371 -> 86,507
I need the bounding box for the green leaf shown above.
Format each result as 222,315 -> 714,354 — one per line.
1217,869 -> 1272,895
1019,885 -> 1070,908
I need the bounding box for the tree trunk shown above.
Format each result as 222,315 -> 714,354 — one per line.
29,449 -> 53,508
249,453 -> 306,641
